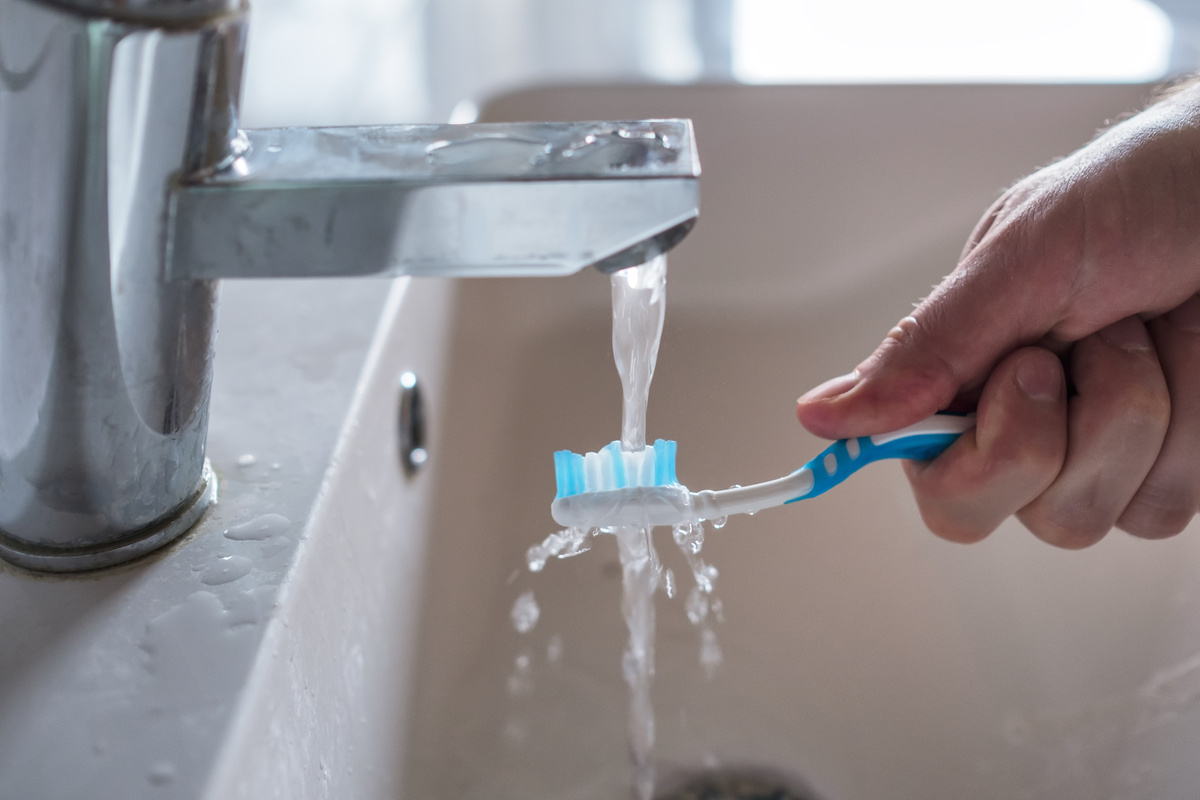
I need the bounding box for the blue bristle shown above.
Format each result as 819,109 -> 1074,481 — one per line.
570,452 -> 584,497
553,450 -> 570,499
554,451 -> 566,499
651,439 -> 677,486
554,449 -> 585,499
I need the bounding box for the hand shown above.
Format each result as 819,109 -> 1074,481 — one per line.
796,78 -> 1200,548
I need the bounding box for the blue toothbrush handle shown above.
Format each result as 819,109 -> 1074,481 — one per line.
785,412 -> 975,503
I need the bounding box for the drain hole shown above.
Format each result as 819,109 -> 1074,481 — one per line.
655,769 -> 823,800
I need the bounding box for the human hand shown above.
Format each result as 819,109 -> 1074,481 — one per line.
796,78 -> 1200,548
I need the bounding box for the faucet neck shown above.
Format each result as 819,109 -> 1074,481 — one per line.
0,0 -> 246,570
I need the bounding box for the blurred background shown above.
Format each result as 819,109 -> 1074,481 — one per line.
239,0 -> 1200,128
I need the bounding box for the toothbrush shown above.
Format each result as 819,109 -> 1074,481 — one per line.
551,413 -> 975,529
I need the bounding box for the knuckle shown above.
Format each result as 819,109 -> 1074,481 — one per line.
920,507 -> 994,544
1119,483 -> 1198,540
1018,506 -> 1111,550
910,484 -> 999,544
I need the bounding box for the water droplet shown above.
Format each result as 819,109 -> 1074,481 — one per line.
225,513 -> 291,541
511,590 -> 540,634
672,522 -> 704,555
503,717 -> 529,747
526,527 -> 590,572
685,587 -> 708,625
546,634 -> 564,664
260,537 -> 292,559
425,135 -> 551,174
200,555 -> 253,586
506,651 -> 534,696
711,515 -> 728,529
147,762 -> 175,786
699,627 -> 723,679
237,453 -> 257,467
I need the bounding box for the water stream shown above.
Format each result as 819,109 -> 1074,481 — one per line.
523,254 -> 723,800
611,255 -> 668,800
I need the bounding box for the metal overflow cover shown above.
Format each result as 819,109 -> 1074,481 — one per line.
398,371 -> 427,475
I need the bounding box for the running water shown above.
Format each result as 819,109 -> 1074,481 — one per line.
521,253 -> 724,800
611,254 -> 667,453
610,253 -> 669,800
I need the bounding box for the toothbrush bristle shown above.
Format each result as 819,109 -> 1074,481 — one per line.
554,440 -> 678,500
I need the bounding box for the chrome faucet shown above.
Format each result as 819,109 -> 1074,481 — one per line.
0,0 -> 700,572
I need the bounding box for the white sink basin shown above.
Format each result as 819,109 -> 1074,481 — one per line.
401,84 -> 1200,799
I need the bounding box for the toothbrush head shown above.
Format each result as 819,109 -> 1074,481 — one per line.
553,439 -> 678,499
550,440 -> 693,529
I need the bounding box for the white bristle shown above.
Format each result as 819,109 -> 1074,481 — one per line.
584,451 -> 604,491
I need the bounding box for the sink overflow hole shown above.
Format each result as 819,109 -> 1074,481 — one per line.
398,371 -> 427,475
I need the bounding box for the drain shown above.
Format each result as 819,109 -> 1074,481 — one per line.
655,769 -> 822,800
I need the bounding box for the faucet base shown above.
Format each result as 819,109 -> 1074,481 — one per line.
0,462 -> 218,574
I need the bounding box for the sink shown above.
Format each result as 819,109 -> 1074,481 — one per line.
400,84 -> 1200,799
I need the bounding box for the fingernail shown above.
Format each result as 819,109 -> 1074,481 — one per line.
1099,316 -> 1153,352
798,371 -> 860,404
1015,355 -> 1061,402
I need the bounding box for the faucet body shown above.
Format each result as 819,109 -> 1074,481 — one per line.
0,0 -> 699,572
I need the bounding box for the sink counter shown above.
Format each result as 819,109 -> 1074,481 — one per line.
0,276 -> 454,800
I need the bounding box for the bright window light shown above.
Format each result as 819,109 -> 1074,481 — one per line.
733,0 -> 1173,83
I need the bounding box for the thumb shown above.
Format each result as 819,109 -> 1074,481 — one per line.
796,242 -> 1069,439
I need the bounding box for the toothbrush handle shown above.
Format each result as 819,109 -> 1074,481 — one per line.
692,412 -> 976,520
786,412 -> 975,503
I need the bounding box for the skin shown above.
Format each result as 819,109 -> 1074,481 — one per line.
796,76 -> 1200,548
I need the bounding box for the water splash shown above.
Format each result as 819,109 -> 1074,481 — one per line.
673,520 -> 724,678
526,527 -> 590,572
510,591 -> 540,634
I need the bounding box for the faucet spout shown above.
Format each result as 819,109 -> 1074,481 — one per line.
166,121 -> 699,280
